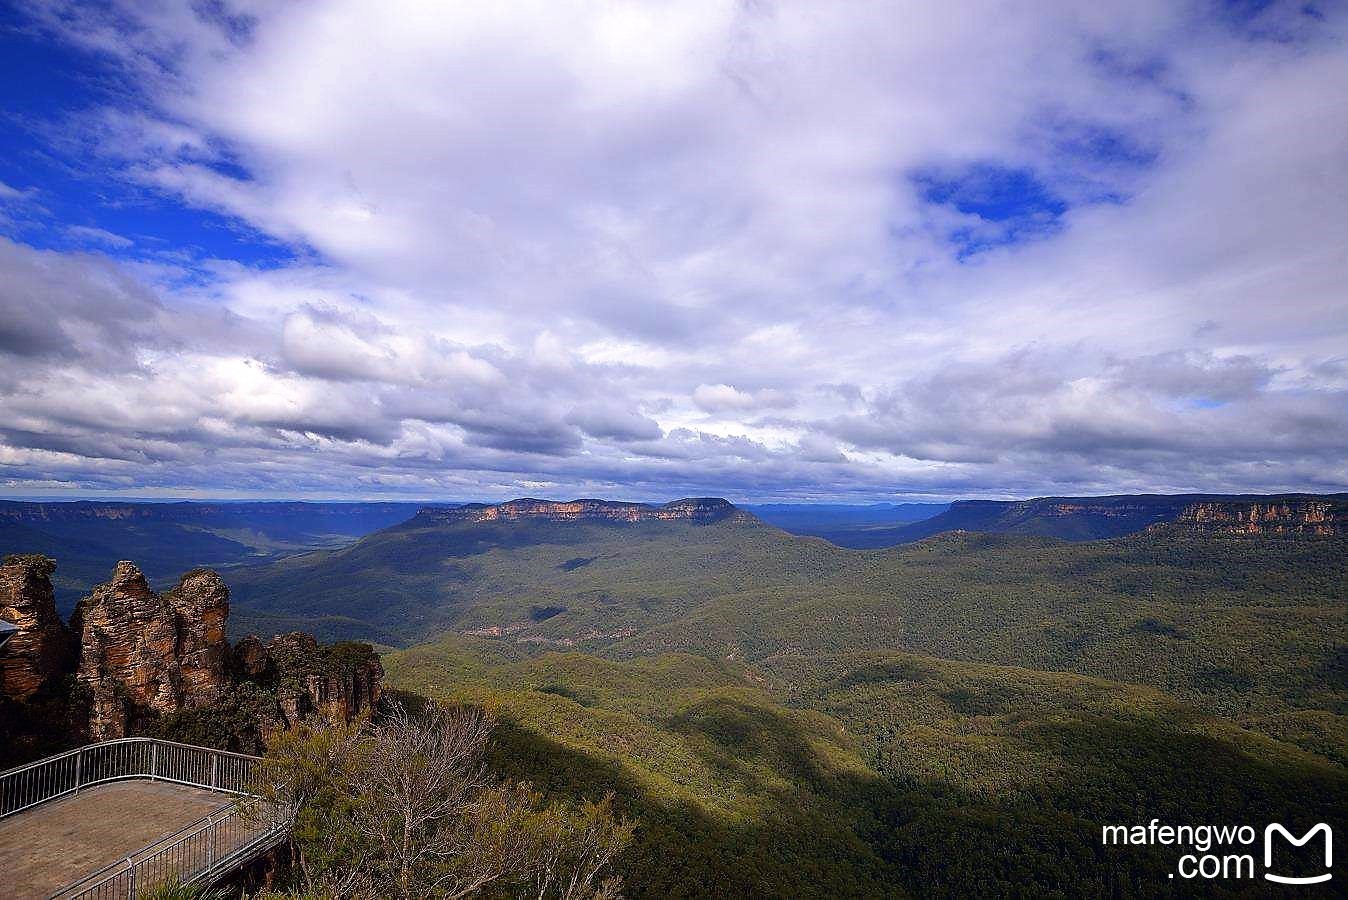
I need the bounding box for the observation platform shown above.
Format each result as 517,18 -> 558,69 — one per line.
0,738 -> 286,899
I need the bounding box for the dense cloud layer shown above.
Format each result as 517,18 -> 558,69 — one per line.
0,1 -> 1345,500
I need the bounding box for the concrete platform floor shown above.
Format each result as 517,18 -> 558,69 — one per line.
0,779 -> 231,899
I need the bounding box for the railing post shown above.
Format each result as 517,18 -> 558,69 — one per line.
126,855 -> 136,898
150,742 -> 159,781
211,754 -> 218,789
73,749 -> 83,794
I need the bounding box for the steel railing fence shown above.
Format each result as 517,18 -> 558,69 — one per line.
0,738 -> 289,900
0,737 -> 260,818
50,801 -> 288,900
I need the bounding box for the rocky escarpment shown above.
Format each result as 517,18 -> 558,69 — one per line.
146,631 -> 383,752
417,497 -> 755,526
172,568 -> 232,701
1170,499 -> 1348,535
0,555 -> 73,701
230,632 -> 382,732
0,556 -> 383,760
1008,500 -> 1170,520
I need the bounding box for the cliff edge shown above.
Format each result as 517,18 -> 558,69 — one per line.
414,497 -> 756,526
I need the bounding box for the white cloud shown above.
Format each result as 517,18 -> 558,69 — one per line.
692,384 -> 793,413
65,225 -> 134,249
0,1 -> 1345,499
0,180 -> 35,201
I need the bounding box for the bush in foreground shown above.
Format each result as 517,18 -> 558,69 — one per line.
249,702 -> 634,899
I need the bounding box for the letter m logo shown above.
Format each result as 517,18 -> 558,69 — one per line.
1265,823 -> 1332,885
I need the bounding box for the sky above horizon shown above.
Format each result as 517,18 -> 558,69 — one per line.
0,1 -> 1346,503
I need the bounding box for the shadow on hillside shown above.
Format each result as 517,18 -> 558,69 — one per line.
664,694 -> 865,798
487,707 -> 902,900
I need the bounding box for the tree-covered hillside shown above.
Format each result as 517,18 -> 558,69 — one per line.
384,640 -> 1346,898
230,512 -> 1347,719
386,641 -> 906,897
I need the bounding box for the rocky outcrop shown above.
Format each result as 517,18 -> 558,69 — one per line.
73,562 -> 232,739
1028,501 -> 1162,519
259,632 -> 383,728
73,561 -> 177,738
1171,499 -> 1348,535
0,555 -> 73,702
417,497 -> 754,526
1,557 -> 384,760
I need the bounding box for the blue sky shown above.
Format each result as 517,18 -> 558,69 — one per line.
0,1 -> 1344,501
914,164 -> 1072,258
0,8 -> 293,269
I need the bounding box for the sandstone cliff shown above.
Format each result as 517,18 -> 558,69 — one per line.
0,555 -> 73,701
167,568 -> 232,704
416,497 -> 754,526
1171,499 -> 1348,535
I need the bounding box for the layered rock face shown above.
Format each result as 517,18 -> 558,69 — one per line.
1173,499 -> 1348,535
73,561 -> 231,739
0,555 -> 73,701
418,497 -> 753,526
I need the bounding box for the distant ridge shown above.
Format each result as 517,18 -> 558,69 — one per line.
0,499 -> 423,524
879,492 -> 1348,545
0,500 -> 424,612
413,497 -> 757,526
745,502 -> 948,548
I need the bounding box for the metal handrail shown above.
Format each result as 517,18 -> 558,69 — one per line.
0,738 -> 290,899
0,736 -> 258,780
0,737 -> 259,819
50,801 -> 288,900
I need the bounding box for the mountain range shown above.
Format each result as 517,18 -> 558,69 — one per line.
221,495 -> 1347,718
8,492 -> 1344,612
351,495 -> 1344,896
4,491 -> 1346,895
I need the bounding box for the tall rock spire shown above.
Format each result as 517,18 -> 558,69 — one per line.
73,561 -> 231,739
